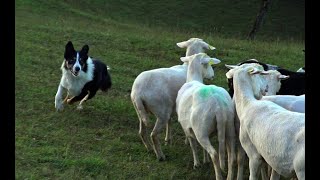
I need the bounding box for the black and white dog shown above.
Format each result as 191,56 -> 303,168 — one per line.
55,41 -> 112,111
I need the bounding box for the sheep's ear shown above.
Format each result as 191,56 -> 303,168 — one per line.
225,64 -> 238,69
278,74 -> 290,80
248,59 -> 259,62
208,58 -> 221,65
248,68 -> 261,75
201,57 -> 220,65
201,41 -> 216,50
180,56 -> 190,63
226,69 -> 235,78
260,70 -> 270,75
177,40 -> 190,48
208,45 -> 216,50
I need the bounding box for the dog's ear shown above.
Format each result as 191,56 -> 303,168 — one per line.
65,41 -> 75,59
81,45 -> 89,55
65,41 -> 75,51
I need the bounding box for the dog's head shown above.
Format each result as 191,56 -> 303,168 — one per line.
64,41 -> 89,77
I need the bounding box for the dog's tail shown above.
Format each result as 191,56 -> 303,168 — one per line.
101,65 -> 112,91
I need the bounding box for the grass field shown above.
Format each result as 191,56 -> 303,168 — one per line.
16,0 -> 304,179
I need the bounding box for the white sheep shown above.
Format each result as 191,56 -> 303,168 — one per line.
233,69 -> 302,180
225,63 -> 305,180
262,94 -> 305,113
264,70 -> 289,96
176,53 -> 236,180
130,38 -> 215,160
228,68 -> 289,180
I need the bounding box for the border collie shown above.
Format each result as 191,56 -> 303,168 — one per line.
55,41 -> 112,111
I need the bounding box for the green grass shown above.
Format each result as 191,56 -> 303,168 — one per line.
16,0 -> 304,179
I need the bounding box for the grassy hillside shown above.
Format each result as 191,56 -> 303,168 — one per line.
45,0 -> 305,41
16,0 -> 304,179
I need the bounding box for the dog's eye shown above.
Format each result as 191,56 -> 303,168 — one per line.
79,58 -> 87,64
68,59 -> 75,64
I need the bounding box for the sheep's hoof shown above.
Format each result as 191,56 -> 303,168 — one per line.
145,145 -> 153,152
184,138 -> 189,145
164,140 -> 172,146
157,155 -> 166,161
193,163 -> 201,169
203,159 -> 211,164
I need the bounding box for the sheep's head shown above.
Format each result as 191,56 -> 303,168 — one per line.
225,63 -> 269,100
181,53 -> 221,81
263,70 -> 289,95
177,38 -> 215,56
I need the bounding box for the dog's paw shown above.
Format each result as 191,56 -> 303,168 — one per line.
55,101 -> 64,111
66,98 -> 72,104
76,105 -> 83,110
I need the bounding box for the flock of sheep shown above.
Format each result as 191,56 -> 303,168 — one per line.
130,38 -> 305,180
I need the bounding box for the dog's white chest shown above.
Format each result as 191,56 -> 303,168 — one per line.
61,71 -> 93,96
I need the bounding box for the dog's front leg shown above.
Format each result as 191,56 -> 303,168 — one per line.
77,91 -> 90,110
55,85 -> 66,111
63,92 -> 69,104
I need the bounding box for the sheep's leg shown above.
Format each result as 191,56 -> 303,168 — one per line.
132,99 -> 152,152
268,165 -> 272,178
236,145 -> 246,180
203,148 -> 210,164
234,112 -> 246,180
226,129 -> 236,180
260,162 -> 269,180
139,119 -> 152,151
188,137 -> 201,168
217,121 -> 226,171
164,118 -> 172,145
224,112 -> 237,180
240,129 -> 262,180
248,157 -> 262,180
294,148 -> 305,180
184,136 -> 189,145
150,119 -> 166,161
195,135 -> 223,180
270,169 -> 280,180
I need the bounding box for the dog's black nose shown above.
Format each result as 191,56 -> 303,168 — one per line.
75,67 -> 80,72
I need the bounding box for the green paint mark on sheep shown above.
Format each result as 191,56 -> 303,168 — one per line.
198,86 -> 228,107
199,86 -> 215,98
